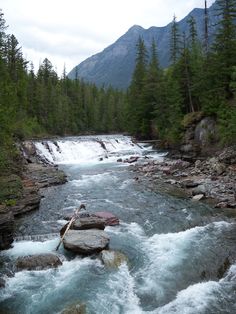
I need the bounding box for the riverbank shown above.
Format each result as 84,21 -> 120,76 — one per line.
132,146 -> 236,211
0,142 -> 67,250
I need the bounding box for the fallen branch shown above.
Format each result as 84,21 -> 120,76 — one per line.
56,204 -> 85,251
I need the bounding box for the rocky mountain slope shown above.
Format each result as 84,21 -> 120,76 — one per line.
68,1 -> 219,89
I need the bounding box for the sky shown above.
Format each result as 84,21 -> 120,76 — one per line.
1,0 -> 216,75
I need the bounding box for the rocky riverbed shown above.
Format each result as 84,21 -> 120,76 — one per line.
132,146 -> 236,211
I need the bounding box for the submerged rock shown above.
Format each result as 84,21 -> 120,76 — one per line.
62,302 -> 86,314
16,253 -> 62,270
100,250 -> 129,268
92,212 -> 119,226
63,229 -> 109,254
0,277 -> 6,288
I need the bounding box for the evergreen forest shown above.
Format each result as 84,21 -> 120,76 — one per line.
0,0 -> 236,174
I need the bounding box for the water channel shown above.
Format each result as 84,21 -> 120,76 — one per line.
0,135 -> 235,314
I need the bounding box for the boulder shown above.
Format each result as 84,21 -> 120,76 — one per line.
63,229 -> 109,254
100,250 -> 129,268
62,302 -> 86,314
192,194 -> 205,201
194,117 -> 217,146
192,184 -> 207,196
208,158 -> 226,175
181,180 -> 199,189
91,211 -> 119,226
73,217 -> 106,230
16,253 -> 62,270
60,217 -> 106,237
124,156 -> 139,163
218,147 -> 236,165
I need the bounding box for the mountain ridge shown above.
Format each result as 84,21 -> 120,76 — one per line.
68,1 -> 218,89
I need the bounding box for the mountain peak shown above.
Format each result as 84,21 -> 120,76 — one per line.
127,25 -> 144,33
68,2 -> 217,89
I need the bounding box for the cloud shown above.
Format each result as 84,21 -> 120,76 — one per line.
1,0 -> 216,74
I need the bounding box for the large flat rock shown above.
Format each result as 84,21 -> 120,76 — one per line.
73,217 -> 106,230
63,229 -> 109,254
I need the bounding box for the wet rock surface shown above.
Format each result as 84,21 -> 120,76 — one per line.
0,205 -> 14,250
73,217 -> 106,230
63,229 -> 110,254
100,250 -> 129,268
0,141 -> 67,250
61,302 -> 86,314
91,211 -> 120,226
16,253 -> 62,270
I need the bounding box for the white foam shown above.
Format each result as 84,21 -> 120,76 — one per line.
3,238 -> 59,257
71,172 -> 118,188
157,280 -> 223,314
106,222 -> 145,238
135,221 -> 233,303
2,257 -> 101,304
93,264 -> 142,314
34,135 -> 161,165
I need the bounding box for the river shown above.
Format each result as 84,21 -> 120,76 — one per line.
0,135 -> 236,314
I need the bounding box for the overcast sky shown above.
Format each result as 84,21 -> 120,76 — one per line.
1,0 -> 215,75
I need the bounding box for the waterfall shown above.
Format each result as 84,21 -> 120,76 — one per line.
34,135 -> 153,164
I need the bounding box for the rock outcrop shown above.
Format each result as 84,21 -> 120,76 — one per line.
63,229 -> 110,254
0,141 -> 67,251
16,253 -> 62,270
180,113 -> 219,158
0,205 -> 14,250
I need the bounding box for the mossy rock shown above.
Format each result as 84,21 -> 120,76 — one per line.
181,112 -> 204,128
0,174 -> 23,205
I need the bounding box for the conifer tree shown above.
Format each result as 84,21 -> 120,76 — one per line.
213,0 -> 236,98
127,37 -> 148,136
142,39 -> 162,137
170,15 -> 181,64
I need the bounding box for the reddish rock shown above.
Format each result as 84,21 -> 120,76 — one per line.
92,211 -> 119,226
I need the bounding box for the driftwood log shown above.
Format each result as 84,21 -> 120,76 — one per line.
56,204 -> 85,251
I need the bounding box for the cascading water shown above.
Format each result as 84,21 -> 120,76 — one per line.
34,135 -> 155,164
0,135 -> 235,314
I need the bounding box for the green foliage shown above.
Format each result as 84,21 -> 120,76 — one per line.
217,103 -> 236,144
181,112 -> 204,128
125,1 -> 236,145
0,174 -> 23,205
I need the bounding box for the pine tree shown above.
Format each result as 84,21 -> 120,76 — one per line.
213,0 -> 236,98
142,39 -> 162,137
170,15 -> 181,64
127,37 -> 148,136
